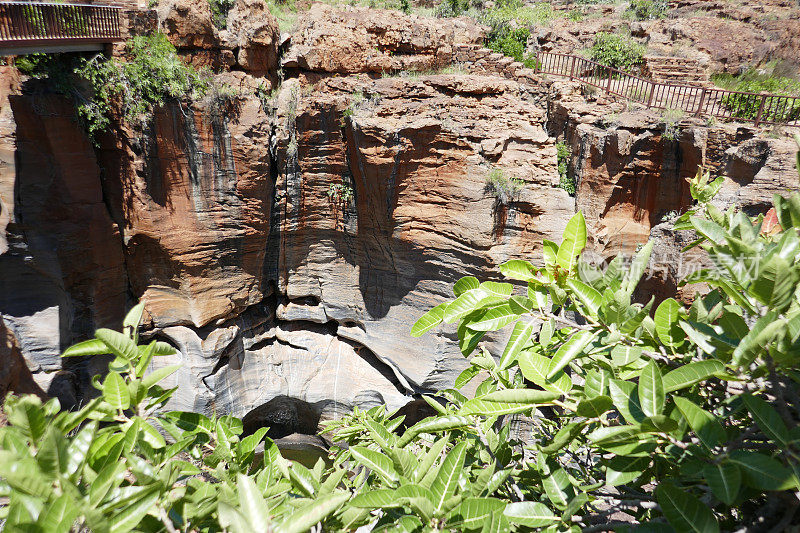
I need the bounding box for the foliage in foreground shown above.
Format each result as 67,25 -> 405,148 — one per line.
2,142 -> 800,531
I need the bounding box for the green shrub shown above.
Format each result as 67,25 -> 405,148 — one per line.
556,141 -> 575,195
77,33 -> 209,137
480,0 -> 554,38
713,70 -> 800,122
486,167 -> 525,204
589,31 -> 646,71
486,27 -> 537,68
627,0 -> 667,20
208,0 -> 236,29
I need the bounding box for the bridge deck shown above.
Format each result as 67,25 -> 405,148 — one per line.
0,2 -> 122,54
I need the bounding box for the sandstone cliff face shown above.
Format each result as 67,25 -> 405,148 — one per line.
1,4 -> 798,420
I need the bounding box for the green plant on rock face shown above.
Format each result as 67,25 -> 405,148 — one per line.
208,0 -> 236,29
662,107 -> 684,141
589,32 -> 646,71
486,167 -> 525,204
76,33 -> 208,138
556,141 -> 575,195
327,183 -> 354,204
627,0 -> 668,20
410,139 -> 800,531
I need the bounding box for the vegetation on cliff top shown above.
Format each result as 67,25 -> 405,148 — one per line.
15,34 -> 209,139
2,137 -> 800,531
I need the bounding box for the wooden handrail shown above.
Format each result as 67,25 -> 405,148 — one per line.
0,2 -> 122,45
534,51 -> 800,127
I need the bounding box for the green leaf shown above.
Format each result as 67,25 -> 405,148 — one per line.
728,451 -> 799,491
663,360 -> 724,393
141,364 -> 181,390
702,462 -> 740,506
38,494 -> 77,533
95,328 -> 139,362
611,345 -> 643,367
622,240 -> 653,295
638,360 -> 665,417
656,482 -> 719,533
566,279 -> 602,317
654,298 -> 684,348
62,338 -> 111,358
731,311 -> 782,367
237,473 -> 269,533
518,351 -> 572,395
398,416 -> 470,448
605,455 -> 649,487
467,304 -> 519,332
557,212 -> 587,273
542,240 -> 559,267
502,502 -> 556,527
498,321 -> 534,370
275,492 -> 349,533
102,372 -> 130,411
459,390 -> 559,416
691,217 -> 726,245
542,466 -> 571,507
743,394 -> 791,446
444,288 -> 491,323
411,302 -> 449,337
108,485 -> 161,533
123,302 -> 146,340
431,442 -> 468,511
350,489 -> 396,508
481,281 -> 513,297
674,397 -> 725,450
609,379 -> 646,424
540,421 -> 586,454
454,276 -> 480,297
450,498 -> 506,529
350,446 -> 399,485
499,260 -> 537,281
218,502 -> 252,533
576,395 -> 613,418
588,424 -> 646,445
547,330 -> 595,379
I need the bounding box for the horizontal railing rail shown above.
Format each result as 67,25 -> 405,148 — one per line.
0,2 -> 122,45
534,51 -> 800,127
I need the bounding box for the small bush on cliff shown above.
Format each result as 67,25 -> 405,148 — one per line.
556,141 -> 575,195
589,31 -> 646,71
486,167 -> 525,204
208,0 -> 236,28
77,33 -> 209,137
487,27 -> 538,69
626,0 -> 668,20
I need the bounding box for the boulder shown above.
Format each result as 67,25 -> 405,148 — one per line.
242,395 -> 320,439
157,0 -> 218,49
222,0 -> 280,78
0,318 -> 46,401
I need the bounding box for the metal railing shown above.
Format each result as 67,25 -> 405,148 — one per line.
0,2 -> 122,46
534,52 -> 800,127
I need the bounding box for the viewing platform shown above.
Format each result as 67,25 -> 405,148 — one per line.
0,1 -> 135,55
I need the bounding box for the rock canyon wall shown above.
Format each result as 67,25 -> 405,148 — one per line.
0,2 -> 797,425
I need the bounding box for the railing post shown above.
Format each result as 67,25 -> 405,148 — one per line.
695,88 -> 707,117
754,93 -> 767,126
569,55 -> 576,80
646,81 -> 656,108
606,67 -> 613,94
